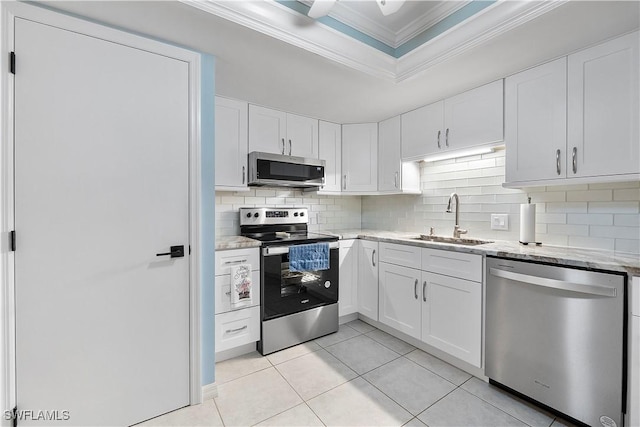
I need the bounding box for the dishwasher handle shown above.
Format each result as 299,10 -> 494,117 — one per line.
489,267 -> 617,298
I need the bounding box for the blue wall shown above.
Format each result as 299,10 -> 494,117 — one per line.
200,54 -> 216,386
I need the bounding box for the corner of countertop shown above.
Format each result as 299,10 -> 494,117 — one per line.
215,235 -> 261,251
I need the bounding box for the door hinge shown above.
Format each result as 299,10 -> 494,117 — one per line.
9,52 -> 15,74
12,406 -> 17,427
9,230 -> 15,251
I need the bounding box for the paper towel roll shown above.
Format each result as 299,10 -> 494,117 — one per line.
520,203 -> 536,243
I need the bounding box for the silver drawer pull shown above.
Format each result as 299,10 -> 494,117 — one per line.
556,149 -> 561,175
225,325 -> 248,334
414,279 -> 418,299
224,259 -> 247,265
422,281 -> 427,302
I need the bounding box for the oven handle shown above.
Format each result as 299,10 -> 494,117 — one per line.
489,268 -> 617,297
263,241 -> 340,256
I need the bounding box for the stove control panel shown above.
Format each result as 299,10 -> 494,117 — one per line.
240,207 -> 309,226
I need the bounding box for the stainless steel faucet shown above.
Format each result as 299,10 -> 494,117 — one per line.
446,192 -> 468,239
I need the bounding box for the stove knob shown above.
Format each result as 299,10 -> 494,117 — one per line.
300,212 -> 305,217
254,212 -> 259,218
246,212 -> 252,218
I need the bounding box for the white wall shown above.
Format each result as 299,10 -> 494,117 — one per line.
215,189 -> 362,236
362,149 -> 640,254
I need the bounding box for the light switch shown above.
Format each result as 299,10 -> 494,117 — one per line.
491,214 -> 509,231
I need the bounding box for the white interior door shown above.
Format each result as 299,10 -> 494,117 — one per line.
14,17 -> 190,426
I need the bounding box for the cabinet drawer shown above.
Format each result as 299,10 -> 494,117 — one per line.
215,270 -> 261,314
379,242 -> 421,269
215,248 -> 259,276
215,305 -> 260,352
422,248 -> 482,282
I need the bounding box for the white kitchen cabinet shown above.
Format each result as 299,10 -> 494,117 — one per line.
505,31 -> 639,187
339,239 -> 358,317
568,31 -> 639,178
215,97 -> 249,190
214,247 -> 261,353
401,81 -> 503,161
318,120 -> 342,193
379,116 -> 421,194
505,58 -> 567,183
421,271 -> 482,367
378,262 -> 421,339
248,104 -> 318,158
342,123 -> 378,192
401,101 -> 443,161
357,239 -> 379,320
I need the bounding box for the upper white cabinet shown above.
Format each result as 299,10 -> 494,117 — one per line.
318,120 -> 342,193
215,97 -> 249,191
505,31 -> 639,187
505,58 -> 567,183
342,123 -> 378,192
358,240 -> 379,321
248,105 -> 318,158
568,31 -> 639,178
401,80 -> 504,161
378,116 -> 421,193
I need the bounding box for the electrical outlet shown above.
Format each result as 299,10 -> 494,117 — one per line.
491,214 -> 509,231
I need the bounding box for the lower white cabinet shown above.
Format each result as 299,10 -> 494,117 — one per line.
377,242 -> 483,367
214,247 -> 261,352
378,262 -> 421,339
339,239 -> 358,317
358,240 -> 379,320
421,271 -> 481,367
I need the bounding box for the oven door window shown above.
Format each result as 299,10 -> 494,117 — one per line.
262,248 -> 338,320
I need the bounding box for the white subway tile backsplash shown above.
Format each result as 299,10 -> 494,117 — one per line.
547,224 -> 590,237
613,188 -> 640,201
615,239 -> 640,254
567,213 -> 613,226
588,201 -> 640,214
589,225 -> 640,240
545,202 -> 588,213
568,236 -> 615,252
566,190 -> 613,202
614,214 -> 640,227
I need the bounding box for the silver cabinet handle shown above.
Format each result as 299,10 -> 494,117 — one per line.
225,325 -> 248,334
489,268 -> 617,297
437,130 -> 441,149
223,259 -> 247,265
556,149 -> 561,175
343,174 -> 347,190
572,147 -> 577,174
372,249 -> 376,267
394,172 -> 398,189
281,138 -> 285,154
445,128 -> 449,147
242,166 -> 245,184
288,139 -> 292,156
422,281 -> 427,302
414,279 -> 418,299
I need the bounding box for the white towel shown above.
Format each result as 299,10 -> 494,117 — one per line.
230,264 -> 252,308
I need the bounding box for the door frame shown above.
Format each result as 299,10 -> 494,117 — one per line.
0,2 -> 202,421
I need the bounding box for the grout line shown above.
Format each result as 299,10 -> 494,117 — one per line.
211,397 -> 226,427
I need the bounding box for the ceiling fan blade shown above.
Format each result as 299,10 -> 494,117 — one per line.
308,0 -> 337,18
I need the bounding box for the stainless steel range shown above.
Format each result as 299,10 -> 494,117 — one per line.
240,207 -> 339,355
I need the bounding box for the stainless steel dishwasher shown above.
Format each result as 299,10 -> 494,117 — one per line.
486,257 -> 627,427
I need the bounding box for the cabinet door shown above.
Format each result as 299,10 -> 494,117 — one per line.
318,121 -> 342,192
378,263 -> 421,339
421,271 -> 482,367
248,104 -> 286,155
444,80 -> 504,151
568,31 -> 639,178
401,101 -> 444,160
215,97 -> 249,189
286,113 -> 319,158
339,239 -> 358,317
378,116 -> 402,192
342,123 -> 378,192
358,240 -> 379,320
505,58 -> 567,183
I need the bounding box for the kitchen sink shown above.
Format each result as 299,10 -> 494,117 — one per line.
413,235 -> 494,246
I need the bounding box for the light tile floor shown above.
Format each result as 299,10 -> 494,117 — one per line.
142,320 -> 577,427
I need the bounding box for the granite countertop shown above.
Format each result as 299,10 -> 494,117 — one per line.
215,236 -> 261,250
321,229 -> 640,276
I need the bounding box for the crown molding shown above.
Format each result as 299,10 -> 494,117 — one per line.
394,1 -> 470,47
181,0 -> 568,83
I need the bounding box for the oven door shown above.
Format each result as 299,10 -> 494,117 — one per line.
262,242 -> 339,320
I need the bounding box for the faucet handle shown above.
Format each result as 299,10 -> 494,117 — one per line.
429,227 -> 435,236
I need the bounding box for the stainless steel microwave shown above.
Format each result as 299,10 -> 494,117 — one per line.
248,152 -> 325,188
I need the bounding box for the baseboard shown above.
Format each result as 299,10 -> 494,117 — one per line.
339,312 -> 358,324
215,342 -> 258,362
202,382 -> 218,401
